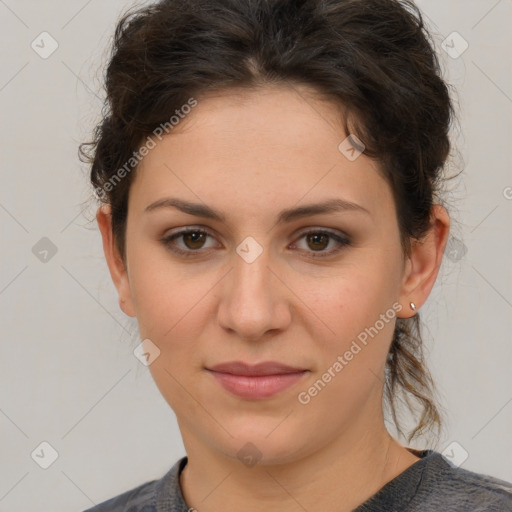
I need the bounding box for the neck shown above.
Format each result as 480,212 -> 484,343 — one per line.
179,418 -> 420,512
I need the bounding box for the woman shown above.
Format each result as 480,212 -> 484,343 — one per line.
80,0 -> 512,510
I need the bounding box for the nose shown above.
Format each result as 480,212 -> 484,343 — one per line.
216,242 -> 292,341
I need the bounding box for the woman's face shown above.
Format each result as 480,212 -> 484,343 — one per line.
107,84 -> 415,464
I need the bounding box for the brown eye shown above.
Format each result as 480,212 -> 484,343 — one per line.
161,228 -> 218,257
306,232 -> 330,251
162,227 -> 350,259
292,229 -> 351,258
182,231 -> 207,250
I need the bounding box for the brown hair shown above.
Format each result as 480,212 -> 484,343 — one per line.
80,0 -> 455,443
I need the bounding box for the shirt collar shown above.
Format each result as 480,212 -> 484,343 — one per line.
153,450 -> 451,511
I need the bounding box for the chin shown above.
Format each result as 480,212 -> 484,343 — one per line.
212,421 -> 310,467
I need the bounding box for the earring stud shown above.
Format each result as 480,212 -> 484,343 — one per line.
409,301 -> 416,311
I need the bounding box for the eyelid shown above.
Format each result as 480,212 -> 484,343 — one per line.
293,226 -> 350,241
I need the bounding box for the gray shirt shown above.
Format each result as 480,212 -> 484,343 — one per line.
83,450 -> 512,511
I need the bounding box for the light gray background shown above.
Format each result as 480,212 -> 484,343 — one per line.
1,1 -> 511,510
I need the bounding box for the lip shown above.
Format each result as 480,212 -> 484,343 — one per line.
206,361 -> 309,400
208,361 -> 306,376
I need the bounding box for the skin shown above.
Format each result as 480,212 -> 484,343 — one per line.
97,83 -> 450,512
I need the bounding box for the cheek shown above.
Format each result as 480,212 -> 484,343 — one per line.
295,252 -> 403,407
302,255 -> 401,341
146,356 -> 216,441
296,272 -> 399,431
127,246 -> 211,341
135,271 -> 214,416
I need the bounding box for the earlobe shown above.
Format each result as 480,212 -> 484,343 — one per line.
397,204 -> 450,318
96,204 -> 137,318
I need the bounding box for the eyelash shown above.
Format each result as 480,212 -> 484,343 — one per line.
160,227 -> 351,259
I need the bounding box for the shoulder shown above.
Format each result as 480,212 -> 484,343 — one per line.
442,462 -> 512,510
412,450 -> 512,511
82,457 -> 188,512
82,479 -> 158,512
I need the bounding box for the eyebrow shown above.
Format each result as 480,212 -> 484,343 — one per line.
144,197 -> 370,224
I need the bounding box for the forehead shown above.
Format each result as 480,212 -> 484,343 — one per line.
129,83 -> 393,221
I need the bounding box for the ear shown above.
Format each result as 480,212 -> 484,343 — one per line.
96,204 -> 136,318
397,204 -> 450,319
